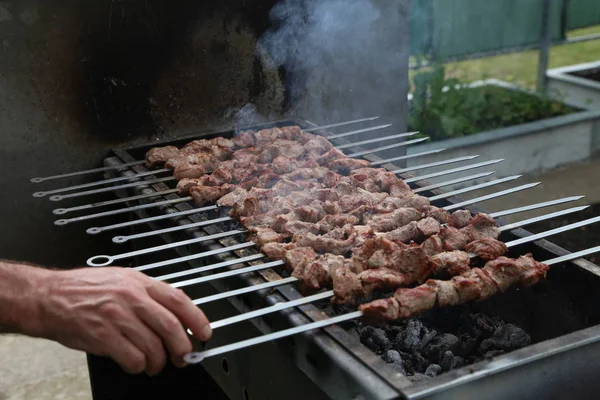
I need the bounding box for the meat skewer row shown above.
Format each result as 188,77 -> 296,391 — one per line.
183,248 -> 600,364
358,254 -> 548,323
264,234 -> 506,305
146,126 -> 367,180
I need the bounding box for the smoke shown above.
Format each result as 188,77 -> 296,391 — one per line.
257,0 -> 409,127
225,104 -> 271,132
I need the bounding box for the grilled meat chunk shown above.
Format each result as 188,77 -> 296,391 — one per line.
145,146 -> 180,168
465,238 -> 508,260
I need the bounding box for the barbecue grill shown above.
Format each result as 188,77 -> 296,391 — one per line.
31,117 -> 600,400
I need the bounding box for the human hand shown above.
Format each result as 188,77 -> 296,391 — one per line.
36,267 -> 211,376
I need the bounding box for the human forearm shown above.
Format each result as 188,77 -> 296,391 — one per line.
0,261 -> 212,375
0,260 -> 51,336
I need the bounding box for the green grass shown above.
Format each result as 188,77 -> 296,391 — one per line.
414,25 -> 600,90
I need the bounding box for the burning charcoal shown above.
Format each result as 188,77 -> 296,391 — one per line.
470,313 -> 504,334
424,333 -> 460,363
359,326 -> 391,353
394,320 -> 437,352
479,324 -> 530,353
383,350 -> 406,374
383,350 -> 402,363
425,364 -> 442,378
439,350 -> 458,372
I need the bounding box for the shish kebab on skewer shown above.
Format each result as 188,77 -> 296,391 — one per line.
197,214 -> 600,330
34,123 -> 412,199
31,116 -> 383,183
184,246 -> 600,364
86,181 -> 548,267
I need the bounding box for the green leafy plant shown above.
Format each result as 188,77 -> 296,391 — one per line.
408,63 -> 576,141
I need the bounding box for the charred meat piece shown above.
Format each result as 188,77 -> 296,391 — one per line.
318,213 -> 359,232
317,147 -> 348,166
422,206 -> 451,224
379,222 -> 420,244
261,242 -> 298,260
328,158 -> 371,175
293,232 -> 356,255
145,146 -> 180,168
217,188 -> 250,208
448,210 -> 472,229
422,235 -> 443,257
358,268 -> 408,294
464,213 -> 500,241
332,262 -> 366,304
282,247 -> 317,274
367,208 -> 422,232
439,226 -> 472,251
259,139 -> 306,163
231,130 -> 256,148
417,217 -> 441,238
189,184 -> 235,206
293,254 -> 343,290
397,194 -> 431,211
248,227 -> 286,248
465,238 -> 508,260
429,251 -> 471,276
304,135 -> 334,157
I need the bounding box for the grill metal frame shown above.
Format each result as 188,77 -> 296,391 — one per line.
86,118 -> 600,400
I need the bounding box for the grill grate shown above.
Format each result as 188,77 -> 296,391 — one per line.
30,118 -> 600,399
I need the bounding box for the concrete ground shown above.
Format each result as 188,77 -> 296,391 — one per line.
0,335 -> 91,400
1,157 -> 599,400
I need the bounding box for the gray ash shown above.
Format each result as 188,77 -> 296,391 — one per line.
341,306 -> 531,380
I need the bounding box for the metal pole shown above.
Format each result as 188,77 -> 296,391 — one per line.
537,0 -> 552,93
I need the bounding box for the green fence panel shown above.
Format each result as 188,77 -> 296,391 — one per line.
410,0 -> 432,55
410,0 -> 566,59
566,0 -> 600,30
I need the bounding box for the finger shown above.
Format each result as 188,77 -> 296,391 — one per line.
119,317 -> 167,376
136,296 -> 194,368
100,331 -> 148,375
148,282 -> 212,342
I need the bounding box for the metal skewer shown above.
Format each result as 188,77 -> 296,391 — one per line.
87,238 -> 253,268
86,204 -> 222,235
30,117 -> 381,184
53,189 -> 181,215
33,169 -> 171,198
443,182 -> 540,211
413,172 -> 495,194
404,159 -> 504,183
184,244 -> 600,363
155,254 -> 267,282
30,160 -> 148,184
49,176 -> 177,202
370,148 -> 446,166
392,156 -> 480,174
302,116 -> 380,132
325,124 -> 395,140
346,137 -> 428,158
54,196 -> 195,226
336,132 -> 423,150
370,149 -> 446,167
429,175 -> 522,201
112,216 -> 234,244
150,204 -> 584,282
